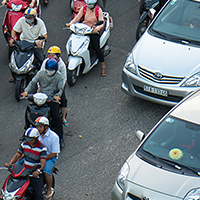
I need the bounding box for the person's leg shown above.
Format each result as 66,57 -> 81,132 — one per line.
60,90 -> 68,126
33,48 -> 44,70
30,174 -> 44,200
90,34 -> 107,76
49,102 -> 64,147
43,158 -> 57,198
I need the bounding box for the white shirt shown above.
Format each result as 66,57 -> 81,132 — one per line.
41,57 -> 67,83
13,17 -> 47,43
38,128 -> 60,158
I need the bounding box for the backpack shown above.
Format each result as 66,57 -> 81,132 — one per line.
83,4 -> 99,19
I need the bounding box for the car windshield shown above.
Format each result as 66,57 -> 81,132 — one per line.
138,115 -> 200,172
149,0 -> 200,44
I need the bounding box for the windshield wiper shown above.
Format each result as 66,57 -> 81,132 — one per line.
143,149 -> 200,176
152,29 -> 168,38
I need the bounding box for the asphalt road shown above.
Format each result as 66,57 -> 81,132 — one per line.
0,0 -> 170,199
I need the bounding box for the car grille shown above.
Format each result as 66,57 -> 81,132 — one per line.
134,85 -> 183,102
128,193 -> 141,200
138,66 -> 184,84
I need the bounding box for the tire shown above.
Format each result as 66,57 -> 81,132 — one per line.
67,67 -> 78,87
15,79 -> 26,101
136,20 -> 149,41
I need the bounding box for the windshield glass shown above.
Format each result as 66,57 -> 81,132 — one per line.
149,0 -> 200,43
139,115 -> 200,171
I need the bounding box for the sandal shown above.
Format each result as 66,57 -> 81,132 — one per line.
101,67 -> 107,77
63,120 -> 69,127
45,189 -> 54,200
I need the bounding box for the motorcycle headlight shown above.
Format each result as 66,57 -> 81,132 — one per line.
124,52 -> 137,74
11,3 -> 22,11
116,162 -> 130,191
19,55 -> 35,74
182,72 -> 200,87
183,188 -> 200,199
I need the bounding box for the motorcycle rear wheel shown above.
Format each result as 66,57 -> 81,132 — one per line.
15,79 -> 26,101
67,67 -> 78,87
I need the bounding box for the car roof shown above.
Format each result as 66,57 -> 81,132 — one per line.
171,89 -> 200,125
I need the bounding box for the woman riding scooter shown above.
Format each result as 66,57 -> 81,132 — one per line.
66,0 -> 107,77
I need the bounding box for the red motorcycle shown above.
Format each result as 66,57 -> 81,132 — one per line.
0,163 -> 58,200
69,0 -> 106,19
2,0 -> 40,43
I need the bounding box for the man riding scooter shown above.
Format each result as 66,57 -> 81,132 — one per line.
9,7 -> 47,82
22,58 -> 65,148
35,116 -> 60,200
4,127 -> 47,200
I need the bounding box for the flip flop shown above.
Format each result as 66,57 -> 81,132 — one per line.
63,120 -> 69,127
45,189 -> 54,200
101,67 -> 107,77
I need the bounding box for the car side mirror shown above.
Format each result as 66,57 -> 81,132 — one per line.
136,130 -> 145,141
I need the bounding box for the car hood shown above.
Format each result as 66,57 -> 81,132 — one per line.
127,154 -> 200,198
134,33 -> 200,77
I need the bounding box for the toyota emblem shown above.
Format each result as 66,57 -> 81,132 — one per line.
154,72 -> 163,79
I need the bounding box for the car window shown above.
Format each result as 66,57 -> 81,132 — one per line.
140,115 -> 200,170
149,0 -> 200,43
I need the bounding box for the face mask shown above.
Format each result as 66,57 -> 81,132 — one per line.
86,4 -> 95,9
48,55 -> 59,62
46,69 -> 56,76
25,18 -> 34,24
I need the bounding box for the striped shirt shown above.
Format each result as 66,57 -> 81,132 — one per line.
17,140 -> 47,169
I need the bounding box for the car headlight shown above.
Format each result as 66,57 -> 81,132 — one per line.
182,72 -> 200,87
11,3 -> 22,11
183,188 -> 200,199
124,52 -> 137,74
116,162 -> 130,191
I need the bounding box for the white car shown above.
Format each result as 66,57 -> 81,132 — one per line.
112,88 -> 200,200
122,0 -> 200,106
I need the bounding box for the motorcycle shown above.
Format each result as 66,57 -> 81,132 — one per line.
2,0 -> 41,44
8,35 -> 45,101
69,0 -> 106,19
136,1 -> 159,41
22,92 -> 61,138
65,11 -> 112,86
0,163 -> 58,200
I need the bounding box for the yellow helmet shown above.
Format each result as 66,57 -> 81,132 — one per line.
24,8 -> 36,18
47,46 -> 61,54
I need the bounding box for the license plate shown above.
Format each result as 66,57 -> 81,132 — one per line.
144,85 -> 168,97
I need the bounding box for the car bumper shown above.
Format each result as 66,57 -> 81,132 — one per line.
111,179 -> 182,200
121,67 -> 196,107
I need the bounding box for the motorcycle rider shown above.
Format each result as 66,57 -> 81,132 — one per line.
66,0 -> 107,77
9,7 -> 47,82
35,116 -> 60,200
22,58 -> 65,148
4,127 -> 47,200
40,46 -> 68,127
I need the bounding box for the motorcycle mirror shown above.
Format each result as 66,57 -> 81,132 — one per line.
96,21 -> 104,26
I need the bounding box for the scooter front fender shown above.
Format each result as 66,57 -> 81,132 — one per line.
68,56 -> 82,71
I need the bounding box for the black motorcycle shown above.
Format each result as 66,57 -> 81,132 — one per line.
22,92 -> 61,140
8,34 -> 45,101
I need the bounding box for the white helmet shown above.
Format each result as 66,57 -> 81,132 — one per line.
84,0 -> 97,9
35,116 -> 49,126
25,127 -> 40,141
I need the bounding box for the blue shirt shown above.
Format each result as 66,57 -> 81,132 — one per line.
38,128 -> 60,158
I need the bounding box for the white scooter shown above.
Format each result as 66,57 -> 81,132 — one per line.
65,11 -> 112,86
